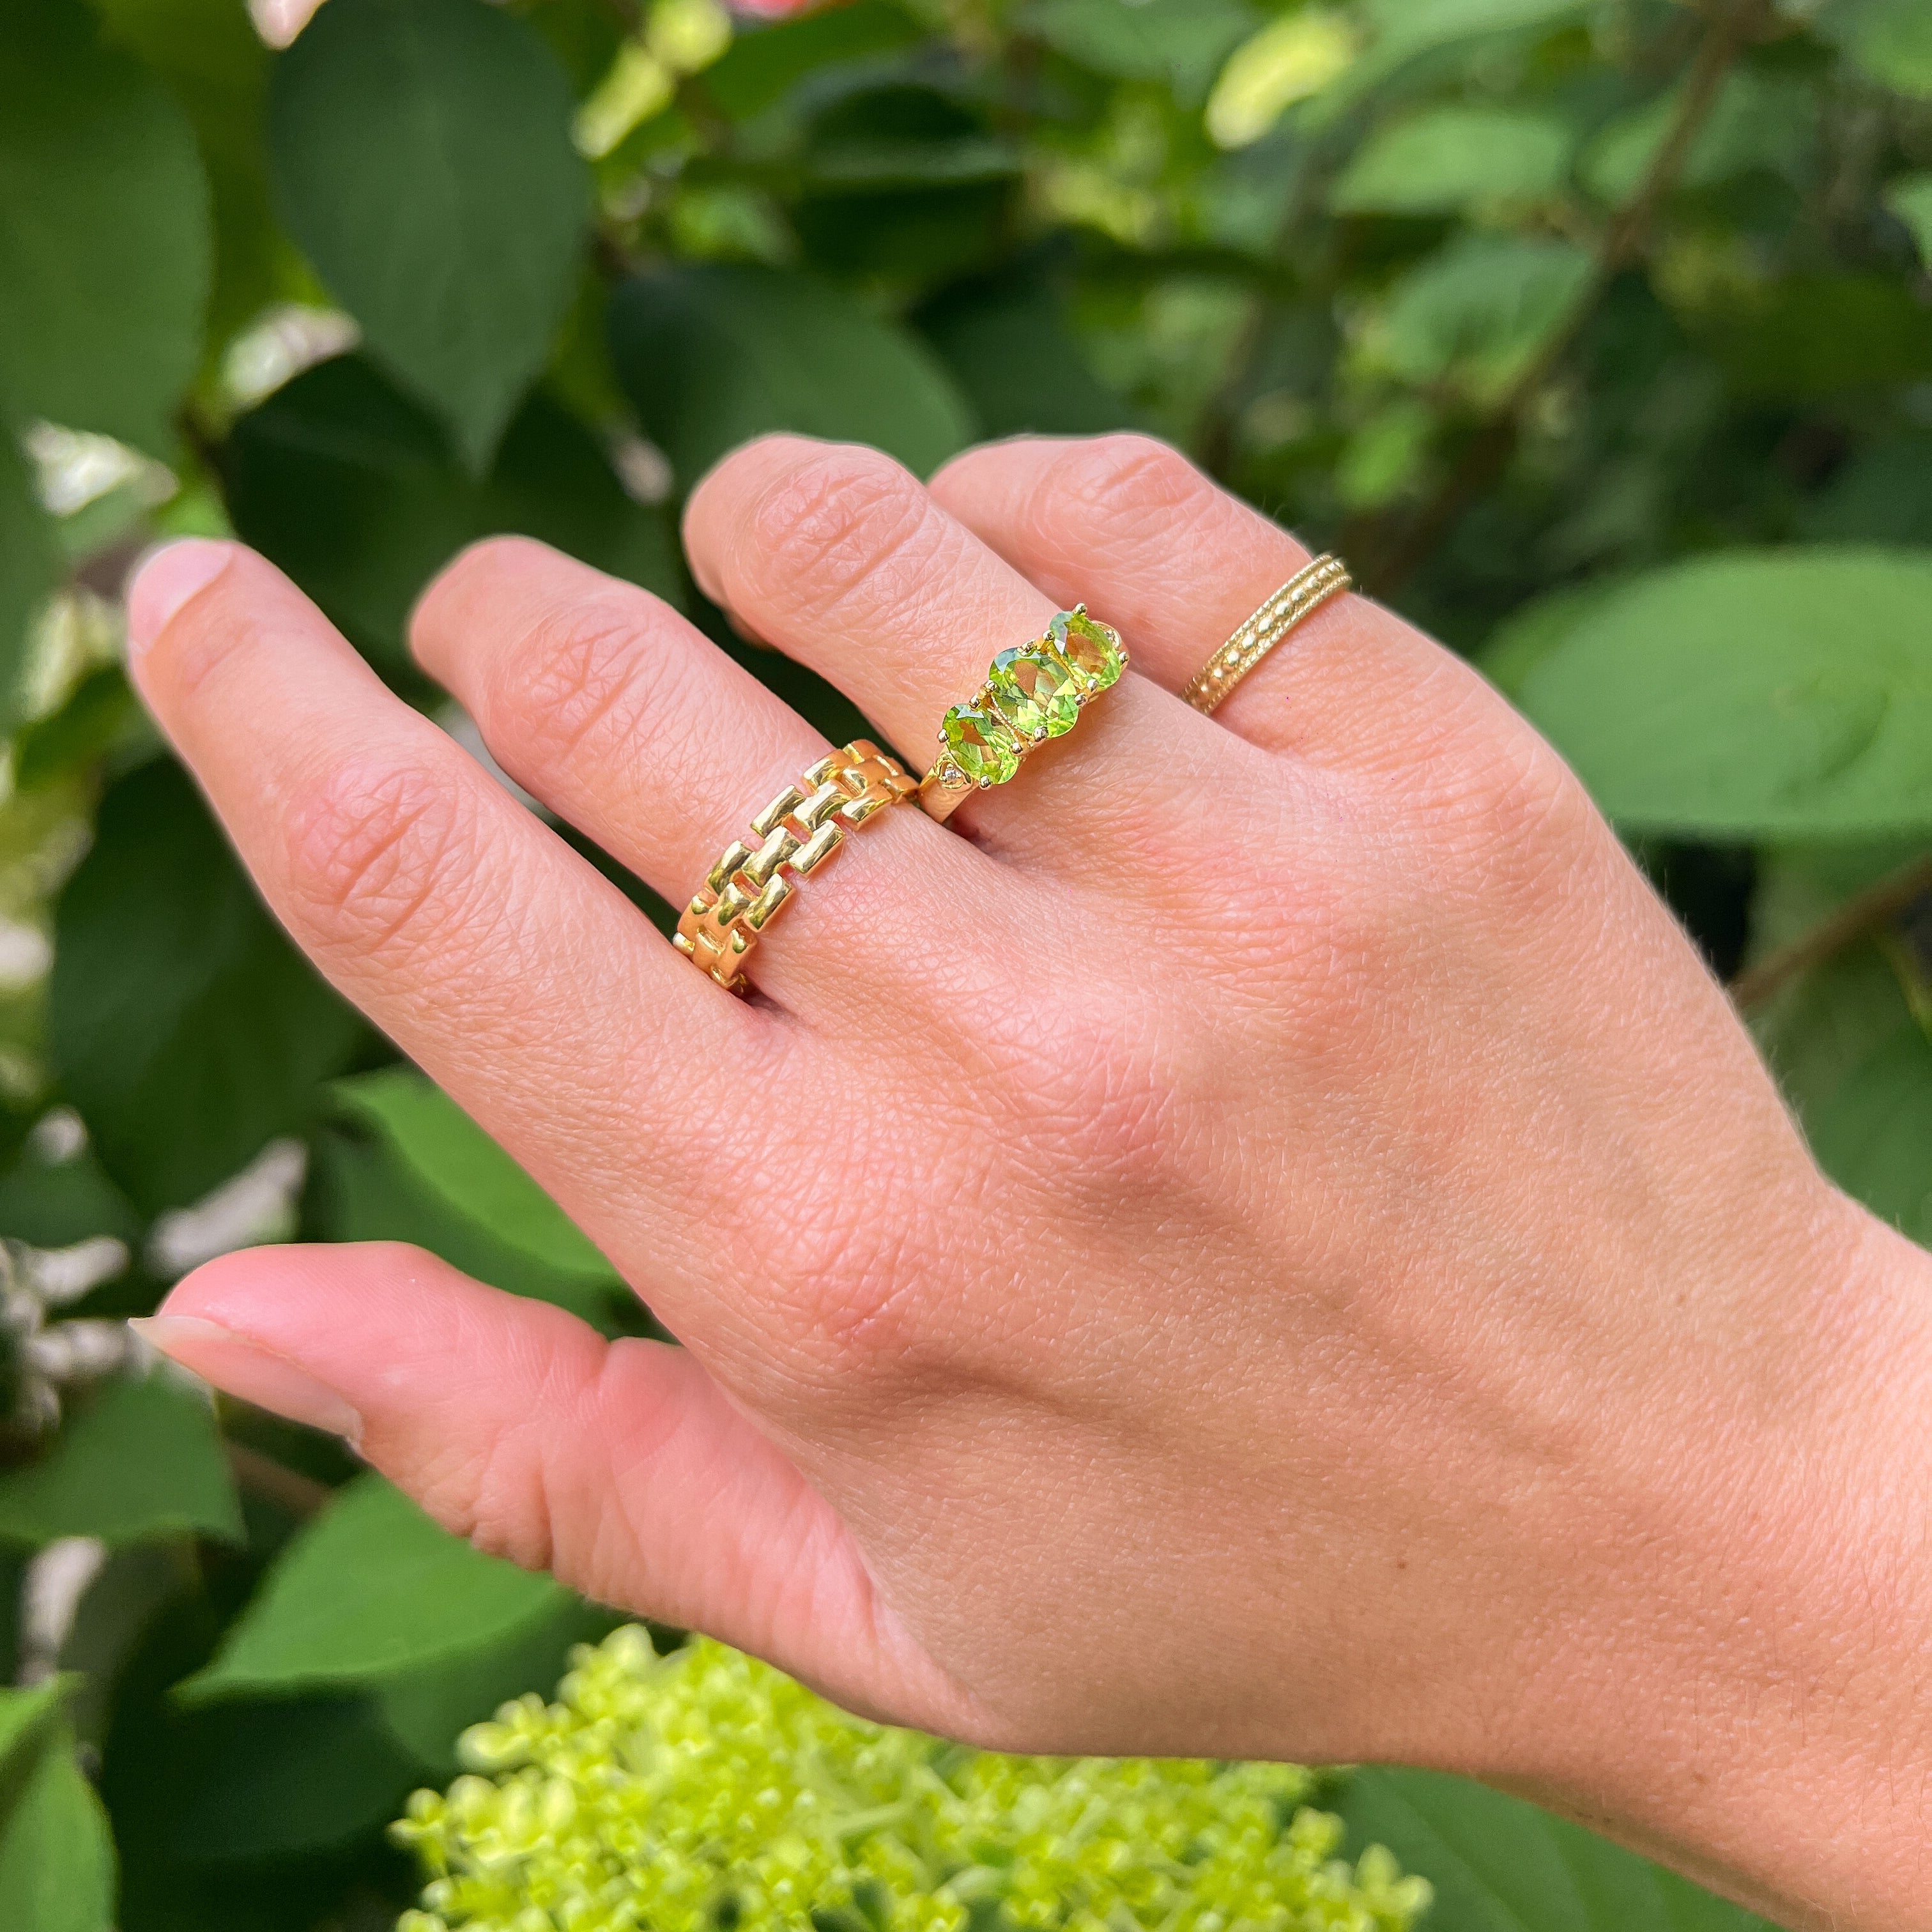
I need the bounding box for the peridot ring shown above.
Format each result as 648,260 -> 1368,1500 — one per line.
917,607 -> 1126,824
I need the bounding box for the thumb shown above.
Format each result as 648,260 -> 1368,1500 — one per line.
137,1241 -> 960,1725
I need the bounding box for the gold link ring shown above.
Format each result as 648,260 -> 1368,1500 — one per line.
1182,554 -> 1351,715
675,739 -> 918,990
918,605 -> 1128,825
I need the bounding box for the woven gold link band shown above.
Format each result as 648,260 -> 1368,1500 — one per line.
674,739 -> 918,990
1182,554 -> 1351,716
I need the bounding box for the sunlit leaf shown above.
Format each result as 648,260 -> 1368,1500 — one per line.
1515,549 -> 1932,838
1333,105 -> 1573,214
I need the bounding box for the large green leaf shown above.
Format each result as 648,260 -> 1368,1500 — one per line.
1369,234 -> 1591,402
0,1681 -> 116,1932
1024,0 -> 1259,103
1514,549 -> 1932,838
268,0 -> 590,471
172,1696 -> 424,1861
1819,0 -> 1932,98
181,1473 -> 565,1704
332,1069 -> 615,1282
1338,1767 -> 1772,1930
49,756 -> 369,1215
0,1374 -> 241,1549
308,1120 -> 626,1329
224,353 -> 682,671
0,430 -> 62,737
0,0 -> 210,457
608,263 -> 976,486
91,0 -> 283,351
1581,73 -> 1813,206
917,281 -> 1137,440
1333,105 -> 1573,215
1885,173 -> 1932,267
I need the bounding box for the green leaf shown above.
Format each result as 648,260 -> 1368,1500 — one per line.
1333,106 -> 1573,215
268,0 -> 591,471
307,1121 -> 625,1330
1368,233 -> 1591,402
0,1375 -> 241,1550
1581,73 -> 1814,207
225,353 -> 682,672
1337,1767 -> 1772,1931
332,1068 -> 615,1282
1024,0 -> 1259,103
916,282 -> 1136,440
0,1682 -> 115,1932
0,1729 -> 115,1932
172,1696 -> 424,1860
0,0 -> 210,457
1754,848 -> 1932,1241
608,264 -> 977,487
0,431 -> 62,737
1703,277 -> 1932,398
181,1473 -> 565,1703
1338,0 -> 1588,106
374,1593 -> 615,1775
89,0 -> 282,352
49,756 -> 369,1215
1819,0 -> 1932,99
1514,548 -> 1932,838
1884,172 -> 1932,267
703,0 -> 926,123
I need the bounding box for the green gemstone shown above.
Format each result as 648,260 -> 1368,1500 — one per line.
940,702 -> 1022,786
1048,608 -> 1124,691
988,647 -> 1082,741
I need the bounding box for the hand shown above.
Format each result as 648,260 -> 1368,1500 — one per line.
128,433 -> 1932,1929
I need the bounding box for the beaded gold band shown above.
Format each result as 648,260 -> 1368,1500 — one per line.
1182,554 -> 1351,715
675,740 -> 918,990
918,606 -> 1127,825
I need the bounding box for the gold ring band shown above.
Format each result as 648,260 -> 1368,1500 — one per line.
675,739 -> 918,990
918,606 -> 1127,825
1182,555 -> 1351,715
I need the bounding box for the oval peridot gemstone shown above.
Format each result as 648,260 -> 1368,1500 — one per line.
940,702 -> 1021,785
1048,608 -> 1124,691
989,646 -> 1082,740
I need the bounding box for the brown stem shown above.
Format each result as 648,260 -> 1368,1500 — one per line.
225,1441 -> 333,1520
1357,0 -> 1772,597
1729,851 -> 1932,1013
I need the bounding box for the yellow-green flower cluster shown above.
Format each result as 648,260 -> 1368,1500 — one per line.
392,1629 -> 1430,1932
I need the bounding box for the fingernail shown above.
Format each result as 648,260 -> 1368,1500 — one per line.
130,1314 -> 363,1447
125,539 -> 234,656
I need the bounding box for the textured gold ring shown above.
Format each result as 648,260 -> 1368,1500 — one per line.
1182,554 -> 1351,715
917,606 -> 1126,825
675,739 -> 918,990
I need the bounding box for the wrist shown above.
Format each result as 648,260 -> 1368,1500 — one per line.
1483,1192 -> 1932,1928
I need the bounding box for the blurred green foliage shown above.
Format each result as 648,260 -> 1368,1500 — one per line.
0,0 -> 1927,1923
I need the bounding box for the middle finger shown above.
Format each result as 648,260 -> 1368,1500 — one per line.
682,436 -> 1259,864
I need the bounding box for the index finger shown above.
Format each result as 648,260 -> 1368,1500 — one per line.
123,539 -> 783,1317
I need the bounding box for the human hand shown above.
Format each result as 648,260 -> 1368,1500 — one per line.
127,434 -> 1932,1928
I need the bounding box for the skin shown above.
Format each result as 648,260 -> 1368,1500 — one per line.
125,433 -> 1931,1929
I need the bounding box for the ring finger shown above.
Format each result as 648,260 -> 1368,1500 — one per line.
411,536 -> 989,1023
680,436 -> 1259,869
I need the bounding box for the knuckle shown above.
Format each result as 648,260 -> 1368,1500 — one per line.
740,445 -> 940,622
282,755 -> 479,962
1043,432 -> 1214,536
487,592 -> 697,774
